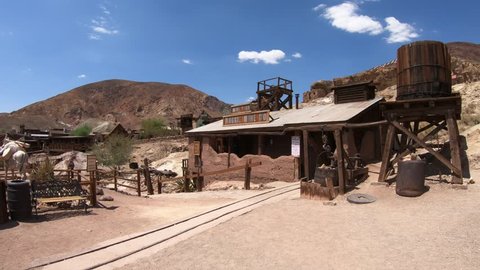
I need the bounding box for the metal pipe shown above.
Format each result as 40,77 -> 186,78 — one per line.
295,94 -> 299,109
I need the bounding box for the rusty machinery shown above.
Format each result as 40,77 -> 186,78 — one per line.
313,134 -> 368,188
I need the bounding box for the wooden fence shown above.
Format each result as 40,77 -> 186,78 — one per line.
1,158 -> 264,204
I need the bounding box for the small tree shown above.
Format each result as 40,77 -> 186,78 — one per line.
92,134 -> 133,169
71,124 -> 92,136
141,118 -> 168,138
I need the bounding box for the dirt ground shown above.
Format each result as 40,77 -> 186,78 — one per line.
120,169 -> 480,270
1,167 -> 479,270
0,183 -> 283,270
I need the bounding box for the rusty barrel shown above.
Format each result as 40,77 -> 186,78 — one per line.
396,160 -> 426,197
7,180 -> 32,220
0,181 -> 8,223
397,40 -> 451,100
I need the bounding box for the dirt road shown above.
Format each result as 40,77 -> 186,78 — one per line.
120,173 -> 480,270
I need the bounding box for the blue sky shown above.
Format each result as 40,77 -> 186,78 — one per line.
0,0 -> 478,113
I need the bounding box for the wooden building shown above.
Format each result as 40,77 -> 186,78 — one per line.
186,87 -> 383,194
177,111 -> 223,134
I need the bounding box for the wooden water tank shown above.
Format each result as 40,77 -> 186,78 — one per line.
397,41 -> 452,100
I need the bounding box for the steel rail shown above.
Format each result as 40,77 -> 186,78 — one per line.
29,183 -> 299,270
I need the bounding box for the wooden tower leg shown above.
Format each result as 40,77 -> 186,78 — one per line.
446,110 -> 463,184
378,124 -> 396,182
302,130 -> 310,180
334,129 -> 346,195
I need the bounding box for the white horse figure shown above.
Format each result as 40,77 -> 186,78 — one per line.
0,136 -> 29,180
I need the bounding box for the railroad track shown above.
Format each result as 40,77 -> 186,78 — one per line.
31,182 -> 300,270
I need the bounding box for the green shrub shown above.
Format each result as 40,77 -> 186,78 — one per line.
71,124 -> 92,136
92,134 -> 133,169
140,118 -> 178,138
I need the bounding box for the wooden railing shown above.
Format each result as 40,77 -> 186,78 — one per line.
2,159 -> 265,202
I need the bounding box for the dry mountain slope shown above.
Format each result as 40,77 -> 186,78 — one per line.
8,80 -> 230,129
304,41 -> 480,102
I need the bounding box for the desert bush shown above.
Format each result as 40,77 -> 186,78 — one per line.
30,157 -> 55,181
173,178 -> 195,192
140,118 -> 178,138
92,134 -> 133,169
71,124 -> 92,136
459,102 -> 480,132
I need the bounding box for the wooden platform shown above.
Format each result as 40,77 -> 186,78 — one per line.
378,95 -> 463,184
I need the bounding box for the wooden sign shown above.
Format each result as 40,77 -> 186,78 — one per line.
291,136 -> 300,157
86,155 -> 97,172
194,141 -> 201,156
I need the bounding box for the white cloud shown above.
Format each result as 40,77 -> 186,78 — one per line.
321,2 -> 383,35
315,2 -> 420,43
100,5 -> 111,15
182,59 -> 193,65
284,59 -> 292,62
292,52 -> 302,58
238,49 -> 286,64
384,17 -> 419,43
88,4 -> 119,40
247,97 -> 256,102
77,74 -> 86,79
313,4 -> 326,11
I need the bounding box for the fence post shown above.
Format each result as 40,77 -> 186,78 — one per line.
113,169 -> 118,191
157,175 -> 162,194
196,167 -> 204,192
136,169 -> 142,196
89,171 -> 97,206
184,173 -> 190,192
143,158 -> 154,195
244,159 -> 251,190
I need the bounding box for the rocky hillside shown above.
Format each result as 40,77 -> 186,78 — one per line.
2,80 -> 230,131
304,42 -> 480,102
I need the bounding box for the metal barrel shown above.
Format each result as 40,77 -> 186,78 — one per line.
0,181 -> 8,223
7,180 -> 32,220
396,160 -> 427,197
397,40 -> 452,100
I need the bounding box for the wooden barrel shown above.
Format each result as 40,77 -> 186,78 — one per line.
397,40 -> 452,100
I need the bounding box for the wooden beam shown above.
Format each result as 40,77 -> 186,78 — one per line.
136,170 -> 142,196
391,120 -> 461,176
244,159 -> 251,190
257,135 -> 263,155
302,130 -> 310,180
446,110 -> 463,183
391,121 -> 447,165
227,137 -> 231,168
334,129 -> 346,195
378,124 -> 396,182
89,171 -> 97,205
143,158 -> 154,195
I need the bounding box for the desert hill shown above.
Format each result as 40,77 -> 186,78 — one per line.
303,42 -> 480,103
1,80 -> 230,131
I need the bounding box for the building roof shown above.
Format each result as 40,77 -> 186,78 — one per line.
186,97 -> 382,134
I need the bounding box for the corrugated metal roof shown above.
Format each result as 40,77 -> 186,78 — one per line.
187,97 -> 382,134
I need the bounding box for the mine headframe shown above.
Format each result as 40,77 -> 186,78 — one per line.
256,77 -> 293,111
